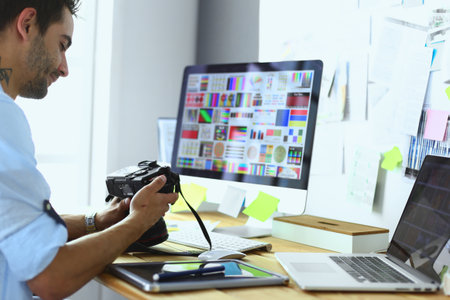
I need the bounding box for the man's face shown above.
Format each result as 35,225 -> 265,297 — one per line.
19,8 -> 74,99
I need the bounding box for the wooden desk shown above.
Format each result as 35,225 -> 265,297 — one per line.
97,212 -> 447,299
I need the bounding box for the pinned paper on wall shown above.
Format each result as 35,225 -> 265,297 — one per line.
346,147 -> 380,210
446,86 -> 450,100
171,183 -> 207,213
218,185 -> 246,218
243,191 -> 280,222
424,109 -> 450,141
381,146 -> 403,171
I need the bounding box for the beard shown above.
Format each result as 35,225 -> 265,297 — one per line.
19,35 -> 57,99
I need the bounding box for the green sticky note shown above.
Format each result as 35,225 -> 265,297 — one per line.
171,183 -> 207,213
446,86 -> 450,100
381,146 -> 403,171
243,191 -> 280,222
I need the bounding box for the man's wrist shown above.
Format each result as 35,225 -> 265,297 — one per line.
84,212 -> 97,234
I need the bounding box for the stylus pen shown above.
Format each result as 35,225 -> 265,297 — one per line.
152,265 -> 225,282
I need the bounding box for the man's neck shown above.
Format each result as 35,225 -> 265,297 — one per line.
0,56 -> 16,99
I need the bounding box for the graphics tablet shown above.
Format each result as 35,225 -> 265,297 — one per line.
107,259 -> 289,293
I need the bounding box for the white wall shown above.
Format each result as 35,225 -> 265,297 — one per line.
196,0 -> 260,64
106,0 -> 199,176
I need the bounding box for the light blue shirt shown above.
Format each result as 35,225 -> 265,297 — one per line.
0,85 -> 68,299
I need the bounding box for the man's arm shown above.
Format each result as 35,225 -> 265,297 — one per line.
62,197 -> 130,241
27,175 -> 178,300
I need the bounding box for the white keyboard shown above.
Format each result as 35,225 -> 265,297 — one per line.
168,230 -> 272,252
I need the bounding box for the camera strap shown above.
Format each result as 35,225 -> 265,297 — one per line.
177,187 -> 212,251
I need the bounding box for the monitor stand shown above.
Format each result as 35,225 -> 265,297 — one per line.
213,225 -> 271,238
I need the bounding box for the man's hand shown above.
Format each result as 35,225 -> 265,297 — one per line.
95,196 -> 130,231
127,175 -> 179,233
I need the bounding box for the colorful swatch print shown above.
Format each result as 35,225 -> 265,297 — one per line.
287,146 -> 302,165
277,166 -> 301,179
289,109 -> 308,127
236,93 -> 252,107
273,145 -> 287,163
246,145 -> 258,160
205,93 -> 220,107
219,93 -> 236,107
198,108 -> 213,123
227,76 -> 245,91
181,124 -> 199,139
185,109 -> 198,122
212,108 -> 230,124
199,142 -> 213,157
276,109 -> 290,126
225,145 -> 245,159
266,129 -> 282,137
228,126 -> 247,142
212,160 -> 227,172
249,129 -> 264,140
292,71 -> 312,88
265,165 -> 277,177
180,141 -> 198,156
194,159 -> 213,170
253,109 -> 277,126
230,112 -> 253,119
249,76 -> 263,89
259,145 -> 273,163
200,75 -> 209,91
214,142 -> 225,157
177,157 -> 194,168
227,162 -> 249,174
252,93 -> 263,106
287,128 -> 303,144
286,92 -> 310,107
250,163 -> 266,176
277,74 -> 288,91
214,125 -> 228,141
185,93 -> 204,107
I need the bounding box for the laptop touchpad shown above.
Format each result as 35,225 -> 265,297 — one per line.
292,263 -> 336,273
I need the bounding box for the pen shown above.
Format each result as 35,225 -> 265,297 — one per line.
152,265 -> 225,281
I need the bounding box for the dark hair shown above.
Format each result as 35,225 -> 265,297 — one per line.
0,0 -> 80,34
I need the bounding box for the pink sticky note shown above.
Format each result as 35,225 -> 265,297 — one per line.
423,110 -> 449,141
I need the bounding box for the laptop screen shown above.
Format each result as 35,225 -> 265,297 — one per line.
388,155 -> 450,282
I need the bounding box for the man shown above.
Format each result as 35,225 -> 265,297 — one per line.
0,1 -> 178,299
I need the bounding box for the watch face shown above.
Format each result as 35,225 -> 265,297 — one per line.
85,213 -> 97,233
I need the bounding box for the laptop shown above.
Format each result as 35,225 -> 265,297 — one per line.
275,155 -> 450,292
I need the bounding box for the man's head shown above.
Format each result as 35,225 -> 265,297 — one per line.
0,0 -> 80,99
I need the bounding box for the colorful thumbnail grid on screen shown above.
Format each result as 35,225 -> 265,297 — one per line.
177,70 -> 314,180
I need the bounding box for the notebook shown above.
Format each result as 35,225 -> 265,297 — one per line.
276,155 -> 450,292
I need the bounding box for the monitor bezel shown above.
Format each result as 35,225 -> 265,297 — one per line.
171,60 -> 323,190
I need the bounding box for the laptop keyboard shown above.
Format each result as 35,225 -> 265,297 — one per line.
330,256 -> 414,283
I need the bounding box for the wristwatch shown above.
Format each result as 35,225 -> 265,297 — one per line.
85,212 -> 97,234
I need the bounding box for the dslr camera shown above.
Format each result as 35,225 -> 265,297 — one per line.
106,160 -> 180,248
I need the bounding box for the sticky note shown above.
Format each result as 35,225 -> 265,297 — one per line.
218,185 -> 246,218
171,183 -> 207,213
381,146 -> 403,171
243,191 -> 279,222
446,86 -> 450,100
424,109 -> 449,141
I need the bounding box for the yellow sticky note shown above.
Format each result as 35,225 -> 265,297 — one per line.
381,146 -> 403,171
243,191 -> 280,222
171,183 -> 207,213
446,86 -> 450,100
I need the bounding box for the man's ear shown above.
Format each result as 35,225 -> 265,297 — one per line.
16,8 -> 38,41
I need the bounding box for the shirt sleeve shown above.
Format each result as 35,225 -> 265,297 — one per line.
0,212 -> 68,281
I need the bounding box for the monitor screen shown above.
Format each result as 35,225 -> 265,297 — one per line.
171,60 -> 323,191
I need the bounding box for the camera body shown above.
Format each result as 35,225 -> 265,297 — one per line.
106,160 -> 180,248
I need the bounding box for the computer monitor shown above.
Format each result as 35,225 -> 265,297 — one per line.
171,60 -> 323,232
